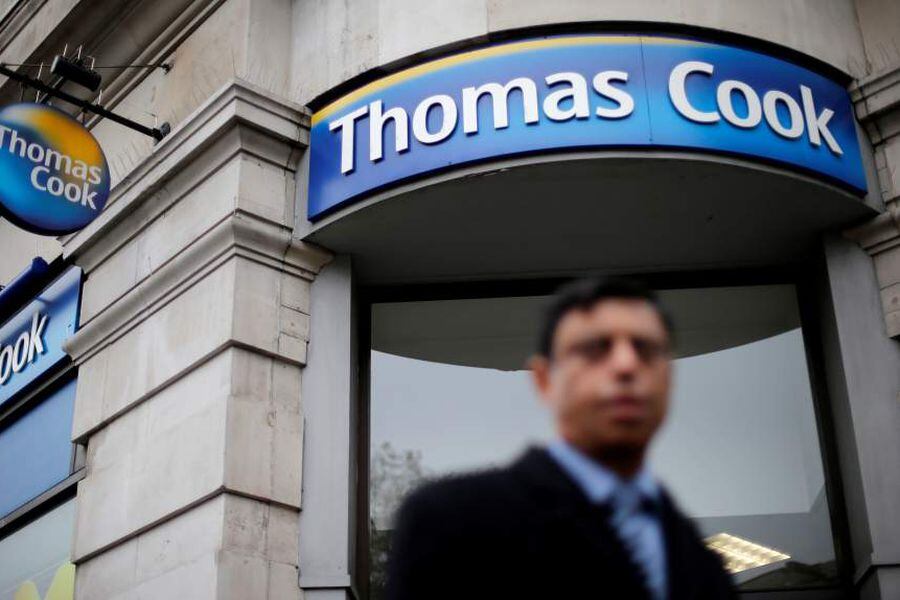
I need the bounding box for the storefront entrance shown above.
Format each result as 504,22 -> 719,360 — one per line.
296,27 -> 886,600
360,275 -> 848,599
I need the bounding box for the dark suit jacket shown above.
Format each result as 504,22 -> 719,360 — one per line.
385,446 -> 737,600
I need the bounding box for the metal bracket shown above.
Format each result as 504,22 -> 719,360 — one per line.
0,63 -> 170,142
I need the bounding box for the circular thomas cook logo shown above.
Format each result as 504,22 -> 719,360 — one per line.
0,103 -> 110,235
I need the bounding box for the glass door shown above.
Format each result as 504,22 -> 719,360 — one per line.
366,283 -> 842,598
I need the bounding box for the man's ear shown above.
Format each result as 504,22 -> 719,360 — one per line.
528,355 -> 552,404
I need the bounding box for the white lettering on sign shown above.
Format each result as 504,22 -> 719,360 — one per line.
329,105 -> 370,175
328,62 -> 846,176
0,125 -> 103,209
592,71 -> 634,119
412,94 -> 458,144
369,100 -> 409,162
0,312 -> 48,385
462,78 -> 540,133
543,72 -> 590,121
667,60 -> 843,155
330,69 -> 636,175
30,166 -> 98,208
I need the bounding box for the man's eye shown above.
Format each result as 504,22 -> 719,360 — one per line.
633,338 -> 665,361
576,338 -> 612,360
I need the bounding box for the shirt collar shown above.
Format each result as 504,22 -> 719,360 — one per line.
546,438 -> 660,505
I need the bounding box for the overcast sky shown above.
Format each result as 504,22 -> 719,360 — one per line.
370,328 -> 825,519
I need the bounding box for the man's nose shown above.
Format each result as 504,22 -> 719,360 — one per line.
608,338 -> 640,374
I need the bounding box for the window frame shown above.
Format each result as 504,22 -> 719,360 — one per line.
0,362 -> 84,539
356,265 -> 856,599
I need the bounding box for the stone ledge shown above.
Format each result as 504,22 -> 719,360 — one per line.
846,207 -> 900,255
62,210 -> 330,367
72,345 -> 303,562
846,207 -> 900,339
73,487 -> 300,567
71,338 -> 302,444
853,62 -> 900,124
61,77 -> 311,262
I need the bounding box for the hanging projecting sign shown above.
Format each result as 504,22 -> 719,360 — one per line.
0,103 -> 110,235
308,34 -> 866,220
0,266 -> 81,409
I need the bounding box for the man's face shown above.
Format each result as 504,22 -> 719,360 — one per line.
531,298 -> 672,458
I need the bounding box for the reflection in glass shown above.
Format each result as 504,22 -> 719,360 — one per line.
369,285 -> 838,596
0,499 -> 75,600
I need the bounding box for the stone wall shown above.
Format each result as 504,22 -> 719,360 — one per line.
61,79 -> 329,599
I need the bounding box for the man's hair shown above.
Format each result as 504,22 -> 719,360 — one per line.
537,277 -> 675,357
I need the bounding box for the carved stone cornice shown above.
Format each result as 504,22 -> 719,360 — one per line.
60,78 -> 331,364
61,77 -> 311,264
62,209 -> 331,366
852,62 -> 900,132
845,204 -> 900,254
848,63 -> 900,339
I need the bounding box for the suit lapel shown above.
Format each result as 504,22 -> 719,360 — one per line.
509,447 -> 653,599
659,488 -> 700,600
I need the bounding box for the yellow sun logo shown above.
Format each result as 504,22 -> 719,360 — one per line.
12,562 -> 74,600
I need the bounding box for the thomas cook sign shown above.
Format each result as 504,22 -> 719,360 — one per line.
308,34 -> 866,220
0,266 -> 81,409
0,103 -> 110,235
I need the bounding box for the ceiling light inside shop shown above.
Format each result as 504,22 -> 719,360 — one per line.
704,532 -> 791,574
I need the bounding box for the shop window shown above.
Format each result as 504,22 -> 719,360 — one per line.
0,499 -> 75,600
0,378 -> 77,519
367,284 -> 839,596
0,374 -> 79,600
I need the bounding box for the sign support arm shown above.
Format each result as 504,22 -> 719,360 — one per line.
0,63 -> 169,141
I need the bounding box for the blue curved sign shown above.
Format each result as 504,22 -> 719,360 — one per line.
0,266 -> 81,409
308,34 -> 866,220
0,103 -> 110,235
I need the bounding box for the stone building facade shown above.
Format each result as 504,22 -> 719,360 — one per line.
0,1 -> 898,599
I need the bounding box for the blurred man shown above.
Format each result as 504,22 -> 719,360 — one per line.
385,278 -> 736,599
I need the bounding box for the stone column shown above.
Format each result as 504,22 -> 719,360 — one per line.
833,5 -> 900,595
847,0 -> 900,340
62,80 -> 330,599
848,69 -> 900,339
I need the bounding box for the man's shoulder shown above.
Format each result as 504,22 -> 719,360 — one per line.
385,454 -> 551,599
398,445 -> 569,511
399,461 -> 523,521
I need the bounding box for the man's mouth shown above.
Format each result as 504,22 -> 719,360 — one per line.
605,395 -> 647,420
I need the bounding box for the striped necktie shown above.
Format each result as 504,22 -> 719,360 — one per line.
609,484 -> 665,600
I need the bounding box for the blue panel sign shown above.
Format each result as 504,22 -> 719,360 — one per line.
0,376 -> 76,517
0,103 -> 110,236
0,266 -> 81,409
308,34 -> 866,220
